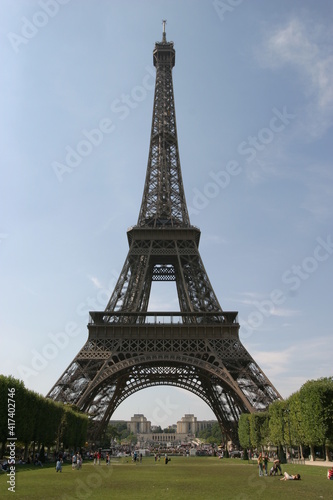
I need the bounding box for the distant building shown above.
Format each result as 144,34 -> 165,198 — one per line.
127,414 -> 151,434
123,413 -> 219,446
109,414 -> 219,446
177,414 -> 197,434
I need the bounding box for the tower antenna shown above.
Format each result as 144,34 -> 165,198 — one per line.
162,19 -> 167,42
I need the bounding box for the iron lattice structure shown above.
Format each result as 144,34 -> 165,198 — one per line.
48,26 -> 281,441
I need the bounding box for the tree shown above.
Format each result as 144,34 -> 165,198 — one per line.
287,392 -> 306,459
238,413 -> 251,454
120,427 -> 131,440
163,427 -> 176,433
16,382 -> 39,459
250,412 -> 269,451
0,375 -> 26,457
60,406 -> 88,450
268,400 -> 287,462
100,424 -> 120,448
1,375 -> 87,457
197,423 -> 222,443
298,377 -> 333,461
124,433 -> 137,445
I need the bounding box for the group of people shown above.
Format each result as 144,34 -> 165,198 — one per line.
55,452 -> 83,472
93,451 -> 101,465
47,448 -> 333,479
257,453 -> 300,480
257,453 -> 333,482
72,453 -> 83,469
257,453 -> 271,476
132,451 -> 143,463
59,450 -> 112,471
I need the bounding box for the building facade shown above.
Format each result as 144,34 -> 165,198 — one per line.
177,414 -> 197,434
120,414 -> 218,446
127,414 -> 151,434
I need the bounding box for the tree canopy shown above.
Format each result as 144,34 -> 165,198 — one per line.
237,377 -> 333,461
0,375 -> 88,458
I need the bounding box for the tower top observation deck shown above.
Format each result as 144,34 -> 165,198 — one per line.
153,19 -> 175,68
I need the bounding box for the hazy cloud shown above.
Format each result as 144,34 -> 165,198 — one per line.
88,275 -> 103,289
252,336 -> 333,397
257,18 -> 333,137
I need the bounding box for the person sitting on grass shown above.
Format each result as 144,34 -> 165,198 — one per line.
269,459 -> 282,476
280,472 -> 301,480
273,458 -> 283,476
269,465 -> 277,476
327,466 -> 333,480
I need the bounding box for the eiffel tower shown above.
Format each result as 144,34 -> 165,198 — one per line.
48,23 -> 281,441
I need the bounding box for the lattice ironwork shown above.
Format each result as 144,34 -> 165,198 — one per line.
48,25 -> 281,442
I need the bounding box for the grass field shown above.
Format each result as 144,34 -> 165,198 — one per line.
1,457 -> 332,499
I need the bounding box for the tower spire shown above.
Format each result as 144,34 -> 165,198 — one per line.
162,19 -> 167,42
138,22 -> 187,228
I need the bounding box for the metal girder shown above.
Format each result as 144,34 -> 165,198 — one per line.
48,322 -> 282,441
104,234 -> 223,317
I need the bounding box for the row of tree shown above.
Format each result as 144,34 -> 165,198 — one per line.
238,377 -> 333,461
100,423 -> 180,448
197,422 -> 223,444
0,375 -> 88,459
100,422 -> 136,448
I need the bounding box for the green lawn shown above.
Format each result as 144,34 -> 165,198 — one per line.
0,457 -> 332,499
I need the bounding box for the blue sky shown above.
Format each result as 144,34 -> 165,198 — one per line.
1,0 -> 332,428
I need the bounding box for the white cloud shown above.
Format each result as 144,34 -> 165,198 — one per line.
270,308 -> 300,318
258,18 -> 333,137
88,275 -> 103,289
251,336 -> 333,398
236,291 -> 300,319
265,19 -> 318,67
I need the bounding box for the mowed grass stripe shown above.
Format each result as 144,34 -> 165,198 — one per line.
0,457 -> 331,499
